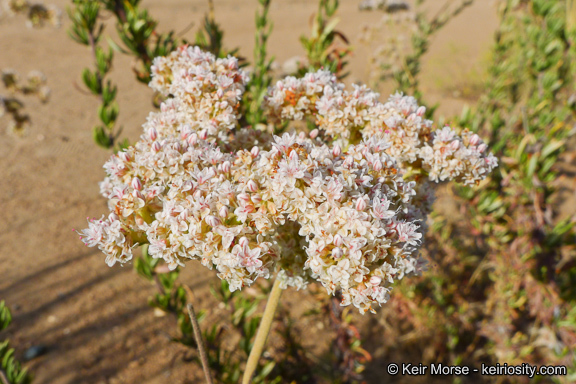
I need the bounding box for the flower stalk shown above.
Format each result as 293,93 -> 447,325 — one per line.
242,278 -> 282,384
187,302 -> 214,384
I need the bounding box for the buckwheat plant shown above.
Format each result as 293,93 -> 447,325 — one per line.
78,45 -> 497,381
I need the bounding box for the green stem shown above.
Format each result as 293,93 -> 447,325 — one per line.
242,278 -> 283,384
568,0 -> 576,35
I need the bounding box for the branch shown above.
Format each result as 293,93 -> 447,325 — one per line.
185,286 -> 214,384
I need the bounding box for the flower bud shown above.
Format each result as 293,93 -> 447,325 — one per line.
370,276 -> 382,286
477,143 -> 487,153
310,129 -> 319,139
250,146 -> 260,158
216,88 -> 224,99
187,133 -> 198,146
219,206 -> 229,218
148,127 -> 158,141
199,129 -> 208,140
469,134 -> 480,146
228,60 -> 238,70
152,141 -> 162,152
449,140 -> 460,151
332,247 -> 343,259
298,132 -> 306,139
333,234 -> 343,247
221,161 -> 231,173
237,193 -> 251,204
251,194 -> 262,204
134,190 -> 145,201
356,198 -> 367,211
118,151 -> 131,162
247,179 -> 258,192
131,177 -> 143,191
416,106 -> 426,117
108,212 -> 119,222
180,126 -> 191,140
373,160 -> 383,171
332,144 -> 341,157
239,237 -> 249,248
205,215 -> 221,227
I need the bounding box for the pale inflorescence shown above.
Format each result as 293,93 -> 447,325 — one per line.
78,46 -> 497,314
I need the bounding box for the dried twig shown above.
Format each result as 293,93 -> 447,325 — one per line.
184,286 -> 214,384
0,370 -> 9,384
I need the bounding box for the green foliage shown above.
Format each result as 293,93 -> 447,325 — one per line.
69,0 -> 123,150
380,1 -> 576,382
299,0 -> 350,78
366,0 -> 474,116
243,0 -> 274,127
0,302 -> 33,384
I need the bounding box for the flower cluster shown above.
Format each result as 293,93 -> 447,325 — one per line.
264,71 -> 497,185
79,46 -> 497,314
148,45 -> 249,142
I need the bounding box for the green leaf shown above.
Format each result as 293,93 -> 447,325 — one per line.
93,126 -> 112,149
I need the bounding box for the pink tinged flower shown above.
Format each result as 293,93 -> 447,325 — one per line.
196,168 -> 216,184
310,129 -> 319,139
239,236 -> 249,248
332,247 -> 343,259
237,193 -> 251,204
219,206 -> 229,218
180,125 -> 192,140
373,160 -> 382,171
370,276 -> 382,286
395,222 -> 422,246
372,197 -> 395,220
416,106 -> 426,117
221,161 -> 231,173
251,194 -> 262,204
478,143 -> 487,153
205,215 -> 221,227
469,134 -> 480,146
334,234 -> 343,247
355,198 -> 367,211
449,141 -> 460,151
78,222 -> 104,247
240,245 -> 263,272
187,133 -> 198,146
332,144 -> 341,157
148,127 -> 158,141
131,177 -> 143,191
118,151 -> 131,162
247,179 -> 259,192
250,146 -> 260,157
152,141 -> 162,152
199,129 -> 208,140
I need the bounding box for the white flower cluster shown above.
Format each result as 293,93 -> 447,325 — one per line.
149,45 -> 249,141
78,47 -> 497,314
264,71 -> 497,185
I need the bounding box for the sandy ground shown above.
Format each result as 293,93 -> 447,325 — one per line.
1,1 -> 501,383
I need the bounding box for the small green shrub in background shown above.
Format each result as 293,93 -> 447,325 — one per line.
373,1 -> 576,382
0,301 -> 32,384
